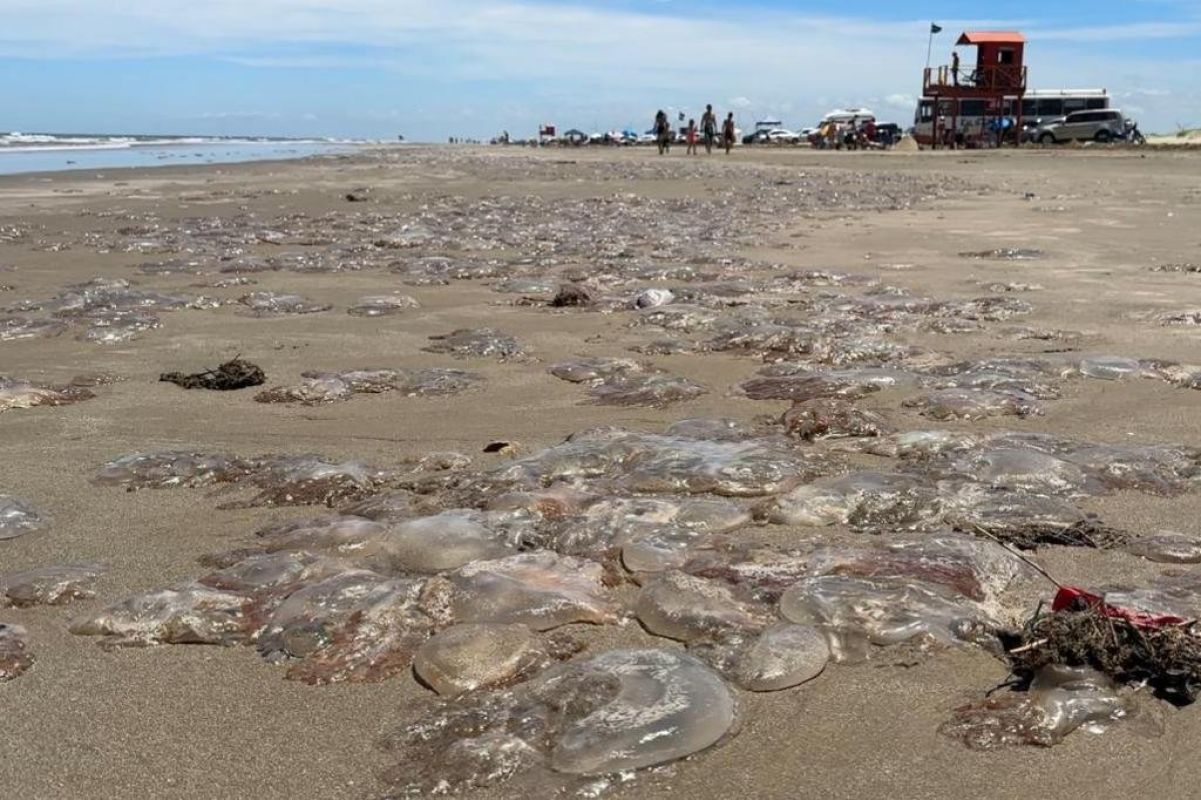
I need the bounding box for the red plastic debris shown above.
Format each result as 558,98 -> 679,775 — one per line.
1051,586 -> 1192,629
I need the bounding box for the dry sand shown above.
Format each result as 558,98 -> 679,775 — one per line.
2,144 -> 1201,799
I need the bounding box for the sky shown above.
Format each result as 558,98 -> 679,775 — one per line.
1,0 -> 1198,139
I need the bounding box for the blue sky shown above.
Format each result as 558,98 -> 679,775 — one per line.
2,0 -> 1198,139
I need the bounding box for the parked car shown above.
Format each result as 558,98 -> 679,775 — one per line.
763,128 -> 801,144
742,129 -> 771,145
1034,109 -> 1127,144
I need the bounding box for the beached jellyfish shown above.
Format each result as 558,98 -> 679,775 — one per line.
780,398 -> 892,441
547,357 -> 644,384
587,372 -> 707,408
0,495 -> 48,541
493,278 -> 559,295
424,328 -> 525,359
235,456 -> 392,507
903,388 -> 1044,421
413,623 -> 581,696
1056,442 -> 1201,497
238,291 -> 331,315
635,571 -> 774,643
1076,355 -> 1143,381
738,373 -> 881,402
0,376 -> 95,413
693,622 -> 830,692
633,304 -> 720,333
634,288 -> 676,308
380,648 -> 737,794
254,374 -> 353,404
942,665 -> 1127,749
346,294 -> 419,316
779,575 -> 997,663
1124,532 -> 1201,564
0,316 -> 68,341
422,552 -> 620,631
762,472 -> 944,531
958,248 -> 1045,260
0,623 -> 32,681
70,584 -> 256,647
944,448 -> 1091,496
854,429 -> 979,459
278,575 -> 436,684
76,309 -> 161,344
92,451 -> 256,490
946,490 -> 1123,550
0,564 -> 104,607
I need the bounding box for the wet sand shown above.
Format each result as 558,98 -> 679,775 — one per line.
3,144 -> 1201,799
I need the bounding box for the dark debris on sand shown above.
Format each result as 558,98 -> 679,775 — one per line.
1003,609 -> 1201,705
160,358 -> 266,391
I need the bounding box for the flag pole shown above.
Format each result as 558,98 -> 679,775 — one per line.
926,28 -> 935,70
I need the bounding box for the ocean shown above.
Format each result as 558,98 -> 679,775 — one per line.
0,132 -> 366,176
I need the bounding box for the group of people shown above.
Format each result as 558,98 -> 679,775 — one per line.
653,105 -> 737,156
815,117 -> 895,150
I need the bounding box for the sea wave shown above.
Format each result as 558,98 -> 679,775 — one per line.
0,132 -> 366,154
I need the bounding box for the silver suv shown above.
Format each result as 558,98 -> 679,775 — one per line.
1036,109 -> 1126,144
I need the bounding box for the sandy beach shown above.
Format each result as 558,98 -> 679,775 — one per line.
4,144 -> 1201,799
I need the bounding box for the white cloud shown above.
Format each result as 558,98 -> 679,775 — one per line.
885,94 -> 916,108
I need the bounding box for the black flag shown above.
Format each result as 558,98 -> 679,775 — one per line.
930,23 -> 943,34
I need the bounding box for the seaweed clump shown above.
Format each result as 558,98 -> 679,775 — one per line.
1003,606 -> 1201,705
160,358 -> 266,391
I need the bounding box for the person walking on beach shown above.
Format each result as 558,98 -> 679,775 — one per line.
701,104 -> 717,154
685,118 -> 698,155
722,112 -> 736,154
654,109 -> 671,155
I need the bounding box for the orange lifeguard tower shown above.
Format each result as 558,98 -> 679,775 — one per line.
923,31 -> 1028,148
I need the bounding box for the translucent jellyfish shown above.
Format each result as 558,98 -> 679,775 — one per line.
238,291 -> 331,315
381,649 -> 737,794
855,429 -> 979,459
634,288 -> 676,308
236,456 -> 393,507
738,373 -> 881,402
422,552 -> 620,631
959,248 -> 1045,260
274,575 -> 436,684
903,389 -> 1044,421
805,535 -> 1023,604
413,623 -> 580,696
635,571 -> 774,642
945,448 -> 1091,496
0,376 -> 95,413
198,551 -> 348,597
0,564 -> 104,607
946,490 -> 1122,550
257,367 -> 484,404
424,328 -> 525,359
493,278 -> 558,295
338,490 -> 431,522
694,622 -> 830,692
547,357 -> 644,384
922,359 -> 1062,399
763,472 -> 944,532
587,373 -> 707,408
1077,356 -> 1143,381
779,575 -> 997,663
781,398 -> 892,441
21,278 -> 216,316
261,510 -> 518,573
0,316 -> 67,341
70,585 -> 256,647
77,309 -> 161,344
0,495 -> 48,540
632,304 -> 719,333
0,623 -> 32,681
942,665 -> 1127,749
1124,532 -> 1201,564
507,427 -> 830,498
1057,443 -> 1201,497
346,294 -> 419,316
621,526 -> 714,575
92,451 -> 255,490
254,374 -> 353,404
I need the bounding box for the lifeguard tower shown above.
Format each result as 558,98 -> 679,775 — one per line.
923,31 -> 1028,148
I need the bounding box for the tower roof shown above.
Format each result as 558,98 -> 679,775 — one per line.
956,31 -> 1026,45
